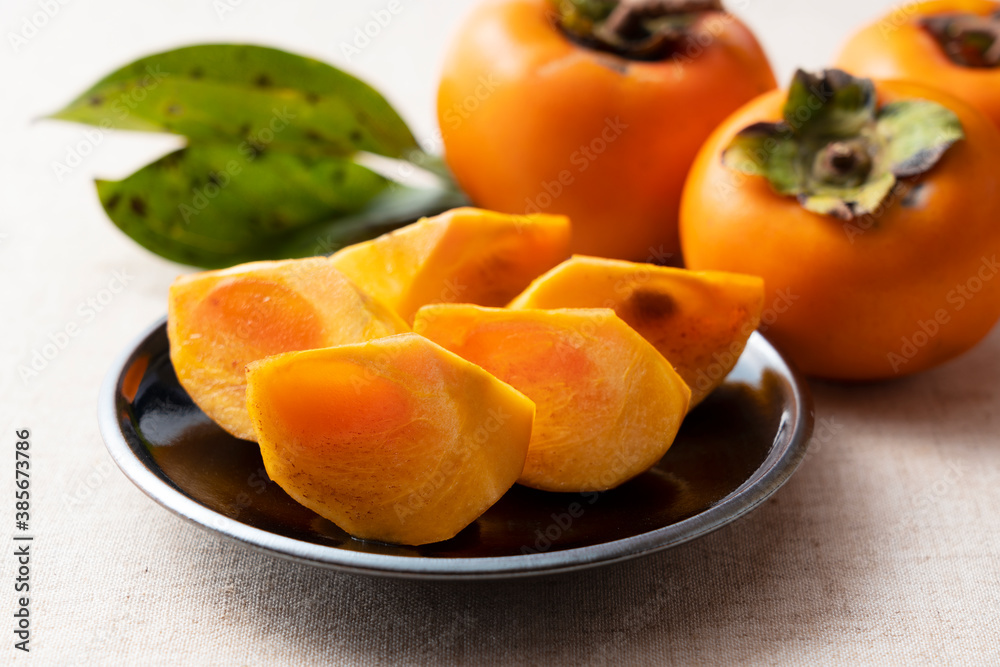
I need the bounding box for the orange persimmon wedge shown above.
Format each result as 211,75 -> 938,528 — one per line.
168,257 -> 408,441
245,333 -> 535,546
329,207 -> 571,323
508,256 -> 764,407
414,305 -> 691,492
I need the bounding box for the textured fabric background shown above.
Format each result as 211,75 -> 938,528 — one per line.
3,0 -> 999,664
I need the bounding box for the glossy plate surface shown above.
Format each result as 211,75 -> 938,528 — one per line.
99,318 -> 813,579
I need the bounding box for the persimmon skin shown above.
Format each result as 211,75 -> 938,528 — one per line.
836,1 -> 1000,129
437,0 -> 776,260
246,333 -> 535,546
680,80 -> 1000,380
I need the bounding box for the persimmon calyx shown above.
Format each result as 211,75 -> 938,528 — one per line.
551,0 -> 725,60
721,69 -> 964,221
921,11 -> 1000,68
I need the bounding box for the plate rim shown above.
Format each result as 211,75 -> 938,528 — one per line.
99,316 -> 814,580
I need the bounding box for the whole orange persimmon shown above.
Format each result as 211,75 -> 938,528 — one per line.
680,69 -> 1000,380
437,0 -> 775,260
836,0 -> 1000,129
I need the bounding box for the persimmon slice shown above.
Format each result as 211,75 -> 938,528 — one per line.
414,305 -> 691,492
508,256 -> 764,407
329,207 -> 571,323
245,333 -> 535,546
167,257 -> 408,441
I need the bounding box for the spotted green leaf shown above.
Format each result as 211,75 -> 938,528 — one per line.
50,44 -> 418,159
97,145 -> 391,268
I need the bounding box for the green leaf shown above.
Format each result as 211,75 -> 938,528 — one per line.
877,100 -> 965,177
782,69 -> 876,138
50,44 -> 418,159
799,172 -> 896,220
97,145 -> 391,267
722,122 -> 803,195
724,68 -> 965,221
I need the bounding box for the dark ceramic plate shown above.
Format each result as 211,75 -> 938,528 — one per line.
99,318 -> 813,579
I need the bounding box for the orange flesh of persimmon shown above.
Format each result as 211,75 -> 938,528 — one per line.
168,257 -> 408,441
508,256 -> 764,407
329,207 -> 571,323
245,333 -> 535,546
414,305 -> 691,492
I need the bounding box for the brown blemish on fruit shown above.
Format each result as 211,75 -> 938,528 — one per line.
624,288 -> 676,323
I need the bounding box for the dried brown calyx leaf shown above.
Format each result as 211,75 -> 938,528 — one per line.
921,11 -> 1000,68
550,0 -> 724,60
